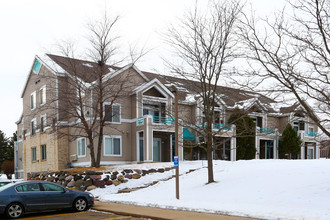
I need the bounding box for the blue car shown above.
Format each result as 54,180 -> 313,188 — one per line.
0,181 -> 94,219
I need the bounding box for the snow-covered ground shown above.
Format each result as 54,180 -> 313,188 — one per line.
91,160 -> 330,220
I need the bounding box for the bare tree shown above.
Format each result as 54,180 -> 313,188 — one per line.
237,0 -> 330,137
41,15 -> 145,168
165,0 -> 243,183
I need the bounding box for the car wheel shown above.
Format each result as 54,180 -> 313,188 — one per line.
73,198 -> 87,212
6,203 -> 24,219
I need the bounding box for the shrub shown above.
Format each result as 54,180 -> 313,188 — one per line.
1,160 -> 14,179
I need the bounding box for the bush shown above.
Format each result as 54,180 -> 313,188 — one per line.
1,160 -> 14,179
279,124 -> 302,159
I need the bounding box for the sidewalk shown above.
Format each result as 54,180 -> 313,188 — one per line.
92,201 -> 259,220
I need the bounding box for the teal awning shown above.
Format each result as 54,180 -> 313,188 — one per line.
183,128 -> 195,141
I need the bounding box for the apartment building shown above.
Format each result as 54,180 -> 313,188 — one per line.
15,54 -> 320,179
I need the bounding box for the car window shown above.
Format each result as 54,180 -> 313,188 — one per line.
42,183 -> 64,192
16,183 -> 41,192
0,182 -> 10,187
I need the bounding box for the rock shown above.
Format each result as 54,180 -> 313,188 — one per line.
117,175 -> 124,182
46,176 -> 54,182
75,179 -> 84,188
132,174 -> 141,179
165,167 -> 171,171
34,177 -> 40,180
95,171 -> 103,175
103,175 -> 110,181
86,185 -> 97,191
125,174 -> 132,179
85,170 -> 96,175
112,180 -> 121,186
105,180 -> 113,186
68,186 -> 79,191
93,180 -> 105,188
111,174 -> 117,180
85,179 -> 93,187
65,175 -> 73,182
134,169 -> 142,174
89,175 -> 101,180
112,171 -> 119,176
142,170 -> 149,176
67,180 -> 75,187
124,169 -> 133,174
123,180 -> 128,183
157,168 -> 165,173
149,169 -> 157,173
59,175 -> 66,181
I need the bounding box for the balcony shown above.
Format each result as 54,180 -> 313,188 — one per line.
259,128 -> 276,134
212,123 -> 232,131
137,116 -> 174,126
305,131 -> 317,137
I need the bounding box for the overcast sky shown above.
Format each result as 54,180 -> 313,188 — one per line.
0,0 -> 286,137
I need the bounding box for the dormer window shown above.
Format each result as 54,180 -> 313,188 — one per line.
33,60 -> 42,74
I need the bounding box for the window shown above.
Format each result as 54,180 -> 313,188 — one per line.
42,183 -> 64,192
41,145 -> 46,160
32,147 -> 37,161
251,116 -> 263,128
33,60 -> 42,74
104,136 -> 121,156
40,115 -> 46,132
77,138 -> 86,157
16,183 -> 41,192
40,85 -> 46,105
104,103 -> 121,122
31,118 -> 37,135
309,127 -> 314,133
30,91 -> 36,110
76,88 -> 85,98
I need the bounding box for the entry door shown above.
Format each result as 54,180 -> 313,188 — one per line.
307,147 -> 314,159
153,138 -> 161,162
266,141 -> 274,159
139,138 -> 144,161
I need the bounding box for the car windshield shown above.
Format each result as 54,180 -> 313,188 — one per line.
0,182 -> 15,192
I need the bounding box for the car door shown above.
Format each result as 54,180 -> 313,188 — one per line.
41,182 -> 72,209
15,183 -> 46,212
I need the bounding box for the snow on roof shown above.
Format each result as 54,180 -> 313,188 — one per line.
82,63 -> 93,68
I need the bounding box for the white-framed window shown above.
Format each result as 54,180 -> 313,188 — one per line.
30,91 -> 36,110
76,88 -> 86,98
104,135 -> 122,156
32,147 -> 37,161
41,145 -> 47,160
31,118 -> 37,135
308,126 -> 314,133
33,60 -> 42,74
77,137 -> 86,157
104,103 -> 121,123
40,114 -> 46,132
40,85 -> 46,105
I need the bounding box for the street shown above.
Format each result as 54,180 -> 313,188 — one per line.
1,209 -> 150,220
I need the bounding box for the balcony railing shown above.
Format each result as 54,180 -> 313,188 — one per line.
259,128 -> 276,134
137,116 -> 175,126
212,123 -> 232,131
153,116 -> 174,124
305,131 -> 317,137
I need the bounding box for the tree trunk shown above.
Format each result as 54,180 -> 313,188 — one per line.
207,131 -> 214,183
89,139 -> 96,167
96,126 -> 104,168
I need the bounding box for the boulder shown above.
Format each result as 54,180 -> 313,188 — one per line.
134,169 -> 142,174
165,167 -> 172,171
46,176 -> 55,182
149,169 -> 157,173
86,185 -> 97,191
103,175 -> 110,181
111,174 -> 117,180
67,180 -> 75,187
85,179 -> 93,187
132,174 -> 141,179
112,180 -> 121,186
112,171 -> 119,176
157,168 -> 165,173
124,169 -> 133,174
124,174 -> 132,179
65,175 -> 73,182
59,175 -> 66,181
95,171 -> 103,175
75,179 -> 84,188
93,180 -> 105,188
117,175 -> 125,182
85,170 -> 96,175
105,180 -> 113,186
142,170 -> 149,176
89,175 -> 101,181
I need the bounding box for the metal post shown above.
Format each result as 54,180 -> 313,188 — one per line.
174,88 -> 179,200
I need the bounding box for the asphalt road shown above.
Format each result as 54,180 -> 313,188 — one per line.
1,209 -> 150,220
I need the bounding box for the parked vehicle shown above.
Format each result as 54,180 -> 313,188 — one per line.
0,180 -> 12,187
0,181 -> 94,219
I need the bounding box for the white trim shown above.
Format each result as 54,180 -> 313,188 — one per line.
121,118 -> 136,123
152,138 -> 162,162
30,91 -> 36,110
104,102 -> 121,123
77,137 -> 87,158
39,85 -> 46,106
40,114 -> 46,132
132,78 -> 174,98
103,135 -> 122,157
31,118 -> 37,135
71,161 -> 133,167
146,116 -> 149,160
